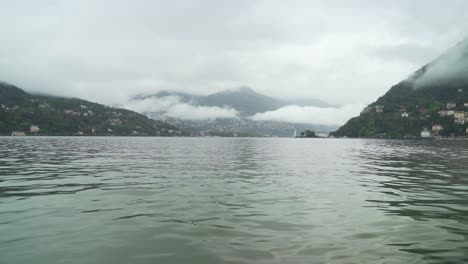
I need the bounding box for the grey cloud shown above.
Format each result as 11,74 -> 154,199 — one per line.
1,0 -> 468,112
412,38 -> 468,88
251,104 -> 365,126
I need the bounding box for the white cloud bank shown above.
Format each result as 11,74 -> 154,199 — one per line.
124,96 -> 239,121
251,104 -> 365,126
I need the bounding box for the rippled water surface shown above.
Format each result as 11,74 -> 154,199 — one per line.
1,137 -> 468,264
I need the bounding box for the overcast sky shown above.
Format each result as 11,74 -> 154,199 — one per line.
1,1 -> 468,111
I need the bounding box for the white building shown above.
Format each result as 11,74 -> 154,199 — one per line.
447,102 -> 457,109
432,124 -> 443,132
29,125 -> 40,133
439,110 -> 455,117
375,105 -> 384,113
420,128 -> 431,138
455,118 -> 465,125
454,111 -> 465,119
401,112 -> 409,118
11,131 -> 26,136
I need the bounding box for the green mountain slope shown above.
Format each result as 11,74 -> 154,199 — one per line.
332,39 -> 468,138
0,82 -> 184,136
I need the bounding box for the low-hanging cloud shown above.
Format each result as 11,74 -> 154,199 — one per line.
412,39 -> 468,88
124,96 -> 239,120
250,104 -> 365,126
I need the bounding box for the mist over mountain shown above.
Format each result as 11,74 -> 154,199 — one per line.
134,86 -> 332,116
410,38 -> 468,88
126,87 -> 341,136
0,81 -> 183,136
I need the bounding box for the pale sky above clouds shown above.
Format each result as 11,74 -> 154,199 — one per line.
1,0 -> 467,109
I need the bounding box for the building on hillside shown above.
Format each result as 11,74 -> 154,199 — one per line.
401,112 -> 409,118
447,102 -> 457,109
109,119 -> 122,126
29,125 -> 40,133
455,118 -> 465,125
420,128 -> 431,138
432,124 -> 443,132
454,111 -> 465,119
11,131 -> 26,136
464,102 -> 468,107
375,105 -> 384,113
439,110 -> 455,117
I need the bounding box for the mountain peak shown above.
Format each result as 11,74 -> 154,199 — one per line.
217,86 -> 257,95
236,86 -> 256,93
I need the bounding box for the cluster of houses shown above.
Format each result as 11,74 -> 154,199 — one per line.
421,102 -> 468,138
361,101 -> 468,138
438,102 -> 468,125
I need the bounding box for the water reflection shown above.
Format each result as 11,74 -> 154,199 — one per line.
355,140 -> 468,263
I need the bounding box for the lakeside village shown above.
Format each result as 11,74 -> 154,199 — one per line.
361,100 -> 468,139
3,103 -> 182,137
4,101 -> 467,139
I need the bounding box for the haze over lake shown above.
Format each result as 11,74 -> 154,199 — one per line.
1,137 -> 467,264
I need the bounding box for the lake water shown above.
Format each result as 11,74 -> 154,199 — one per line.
0,137 -> 467,264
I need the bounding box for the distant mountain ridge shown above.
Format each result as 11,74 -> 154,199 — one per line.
0,82 -> 184,136
332,38 -> 468,138
131,86 -> 336,136
136,86 -> 332,116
